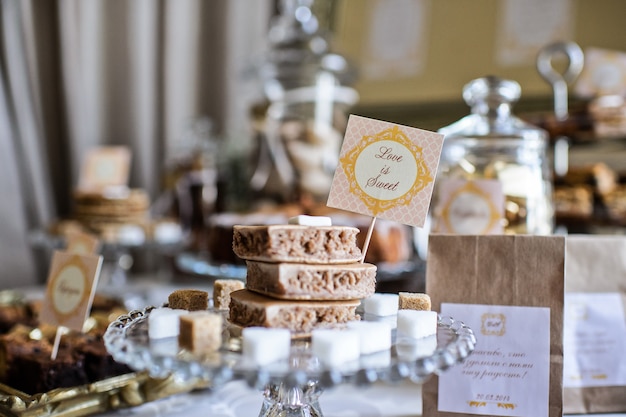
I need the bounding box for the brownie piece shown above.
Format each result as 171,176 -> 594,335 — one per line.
67,332 -> 132,382
0,333 -> 88,394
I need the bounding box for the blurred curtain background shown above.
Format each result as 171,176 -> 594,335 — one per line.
0,0 -> 271,287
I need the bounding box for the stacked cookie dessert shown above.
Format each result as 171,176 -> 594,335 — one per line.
228,216 -> 377,335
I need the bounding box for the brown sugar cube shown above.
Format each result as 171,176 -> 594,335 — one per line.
168,289 -> 208,311
398,292 -> 431,311
213,280 -> 245,310
178,311 -> 223,354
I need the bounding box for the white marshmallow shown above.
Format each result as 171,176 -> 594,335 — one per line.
241,327 -> 291,366
311,328 -> 360,367
362,293 -> 399,317
396,310 -> 438,339
116,224 -> 146,245
148,307 -> 189,339
288,215 -> 332,226
346,321 -> 392,354
154,222 -> 183,244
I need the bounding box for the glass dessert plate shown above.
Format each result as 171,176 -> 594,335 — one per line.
104,307 -> 476,417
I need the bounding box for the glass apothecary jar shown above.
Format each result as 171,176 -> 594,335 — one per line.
249,0 -> 358,205
431,76 -> 554,235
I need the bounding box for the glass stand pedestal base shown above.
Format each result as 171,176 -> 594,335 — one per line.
259,381 -> 323,417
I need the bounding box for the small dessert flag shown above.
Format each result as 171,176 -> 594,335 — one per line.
65,230 -> 101,255
39,250 -> 103,359
78,146 -> 131,192
327,114 -> 444,259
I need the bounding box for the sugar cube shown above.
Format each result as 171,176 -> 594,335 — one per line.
288,215 -> 332,226
148,307 -> 189,339
362,293 -> 399,316
398,292 -> 431,311
346,321 -> 392,354
311,328 -> 360,367
396,310 -> 438,339
213,279 -> 245,310
178,311 -> 223,354
242,327 -> 291,366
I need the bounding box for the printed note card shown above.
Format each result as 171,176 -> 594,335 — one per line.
78,146 -> 131,191
327,115 -> 443,227
40,251 -> 103,331
433,178 -> 504,234
439,303 -> 551,417
65,231 -> 100,255
564,292 -> 626,388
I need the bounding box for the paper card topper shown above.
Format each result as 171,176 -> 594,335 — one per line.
78,146 -> 131,191
65,231 -> 100,255
433,178 -> 504,234
39,251 -> 103,332
563,292 -> 626,388
327,115 -> 444,227
574,47 -> 626,98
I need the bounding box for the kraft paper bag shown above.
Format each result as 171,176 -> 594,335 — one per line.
423,234 -> 565,417
563,235 -> 626,414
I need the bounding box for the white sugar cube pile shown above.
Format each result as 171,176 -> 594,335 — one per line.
288,215 -> 332,226
362,293 -> 399,317
311,328 -> 360,367
397,310 -> 438,339
346,321 -> 392,354
148,307 -> 189,339
242,327 -> 291,366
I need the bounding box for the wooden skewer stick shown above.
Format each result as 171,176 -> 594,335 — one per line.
360,216 -> 377,263
51,326 -> 64,360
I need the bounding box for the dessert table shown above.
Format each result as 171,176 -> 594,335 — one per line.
98,380 -> 424,417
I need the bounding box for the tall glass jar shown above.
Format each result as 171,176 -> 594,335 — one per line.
249,0 -> 358,205
431,76 -> 554,235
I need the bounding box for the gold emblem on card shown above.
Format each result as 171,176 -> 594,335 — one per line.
441,180 -> 501,234
481,313 -> 506,336
340,125 -> 433,216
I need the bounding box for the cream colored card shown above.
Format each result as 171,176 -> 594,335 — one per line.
39,251 -> 103,331
65,231 -> 100,255
564,292 -> 626,388
433,178 -> 504,234
327,114 -> 443,227
439,303 -> 551,417
575,47 -> 626,97
78,146 -> 131,191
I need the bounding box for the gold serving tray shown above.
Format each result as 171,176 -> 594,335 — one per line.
0,371 -> 208,417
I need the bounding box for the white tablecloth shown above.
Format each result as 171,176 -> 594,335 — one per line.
100,380 -> 424,417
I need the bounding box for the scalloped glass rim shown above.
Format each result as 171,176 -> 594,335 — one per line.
104,306 -> 476,389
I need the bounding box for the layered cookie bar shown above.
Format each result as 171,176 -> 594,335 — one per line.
232,225 -> 362,264
245,260 -> 376,300
228,289 -> 360,334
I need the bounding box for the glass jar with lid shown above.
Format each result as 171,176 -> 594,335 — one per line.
249,0 -> 358,205
430,76 -> 554,235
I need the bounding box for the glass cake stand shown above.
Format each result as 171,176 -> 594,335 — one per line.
104,307 -> 476,417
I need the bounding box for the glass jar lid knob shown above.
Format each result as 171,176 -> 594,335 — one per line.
462,76 -> 521,116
